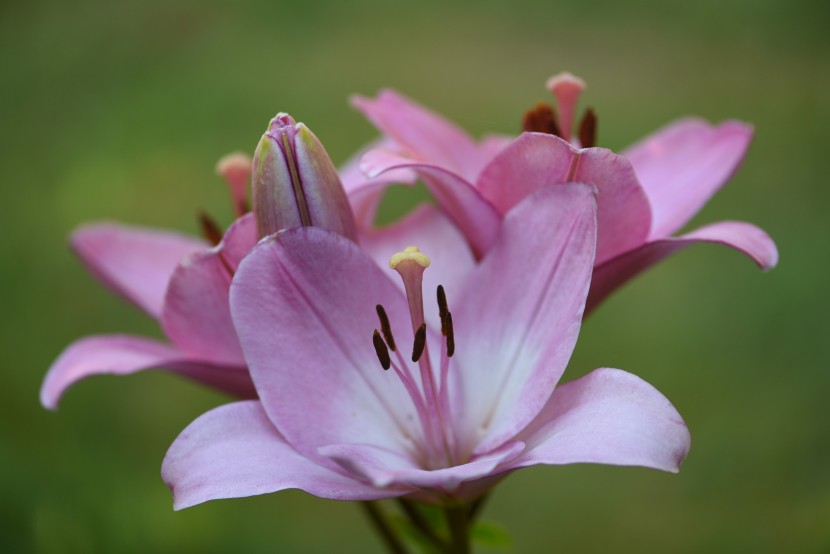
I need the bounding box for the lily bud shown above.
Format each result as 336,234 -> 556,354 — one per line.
252,113 -> 357,241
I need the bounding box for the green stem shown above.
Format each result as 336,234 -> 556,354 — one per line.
468,494 -> 489,521
396,498 -> 447,549
444,505 -> 471,554
361,501 -> 410,554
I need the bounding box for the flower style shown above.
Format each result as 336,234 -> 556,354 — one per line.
41,115 -> 413,409
351,72 -> 778,312
162,184 -> 690,510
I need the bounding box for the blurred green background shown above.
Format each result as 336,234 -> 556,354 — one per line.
2,0 -> 828,551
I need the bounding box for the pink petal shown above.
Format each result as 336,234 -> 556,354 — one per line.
452,184 -> 597,455
351,89 -> 486,181
509,368 -> 690,473
217,213 -> 258,269
477,133 -> 651,264
161,251 -> 244,367
40,335 -> 254,410
476,132 -> 575,214
320,440 -> 524,493
230,228 -> 426,462
586,220 -> 778,314
71,223 -> 206,319
361,148 -> 501,258
360,204 -> 476,332
622,118 -> 753,239
339,139 -> 417,228
160,214 -> 255,367
577,148 -> 653,264
163,401 -> 393,510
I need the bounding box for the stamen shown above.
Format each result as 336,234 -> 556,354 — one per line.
411,323 -> 427,363
376,304 -> 396,351
436,285 -> 449,335
372,330 -> 391,370
445,312 -> 455,358
521,102 -> 562,137
578,108 -> 597,148
197,211 -> 223,246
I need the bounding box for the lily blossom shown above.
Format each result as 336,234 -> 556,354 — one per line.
351,72 -> 778,312
42,114 -> 414,410
162,184 -> 690,509
40,163 -> 259,410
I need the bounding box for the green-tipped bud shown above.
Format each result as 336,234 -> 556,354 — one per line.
252,113 -> 357,241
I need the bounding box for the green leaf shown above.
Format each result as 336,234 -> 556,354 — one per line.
471,520 -> 512,550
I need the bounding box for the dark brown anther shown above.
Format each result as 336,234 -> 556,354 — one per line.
445,312 -> 455,357
375,305 -> 396,351
522,102 -> 562,137
578,108 -> 597,148
411,323 -> 427,363
436,285 -> 449,335
373,330 -> 391,370
198,211 -> 224,246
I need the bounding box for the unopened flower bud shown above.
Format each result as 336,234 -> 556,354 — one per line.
252,113 -> 357,241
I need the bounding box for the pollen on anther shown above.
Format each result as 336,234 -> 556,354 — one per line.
437,285 -> 449,335
376,304 -> 396,351
411,323 -> 427,363
197,211 -> 223,246
578,108 -> 598,148
522,102 -> 562,137
445,312 -> 455,357
372,330 -> 391,370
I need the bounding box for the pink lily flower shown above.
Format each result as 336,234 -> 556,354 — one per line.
41,115 -> 415,410
40,155 -> 259,410
351,72 -> 778,312
162,184 -> 690,509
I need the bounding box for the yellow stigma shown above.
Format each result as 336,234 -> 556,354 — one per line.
389,246 -> 430,269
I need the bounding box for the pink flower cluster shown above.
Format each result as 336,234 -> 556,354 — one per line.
43,73 -> 776,510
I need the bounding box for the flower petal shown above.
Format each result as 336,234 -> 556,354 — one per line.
230,227 -> 425,462
161,251 -> 244,367
216,213 -> 258,269
339,139 -> 417,228
509,368 -> 690,473
320,440 -> 524,493
163,401 -> 394,510
360,204 -> 476,332
360,148 -> 501,258
352,89 -> 486,181
71,223 -> 206,318
40,335 -> 254,410
476,132 -> 575,214
586,220 -> 778,313
576,148 -> 653,264
622,118 -> 753,239
477,133 -> 652,264
452,184 -> 597,455
160,215 -> 256,367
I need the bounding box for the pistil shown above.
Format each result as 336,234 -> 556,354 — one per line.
546,72 -> 586,142
522,72 -> 599,147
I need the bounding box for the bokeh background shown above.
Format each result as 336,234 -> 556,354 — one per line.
2,0 -> 828,551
